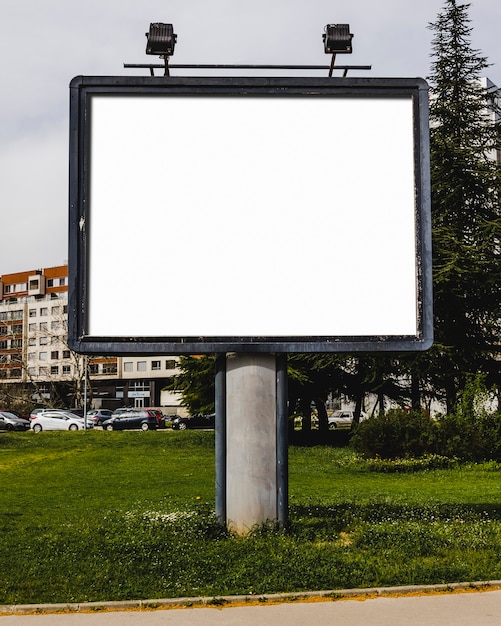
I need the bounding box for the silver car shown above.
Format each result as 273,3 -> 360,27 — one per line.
328,410 -> 367,428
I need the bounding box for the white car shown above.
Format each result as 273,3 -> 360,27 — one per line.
328,410 -> 367,428
30,410 -> 93,432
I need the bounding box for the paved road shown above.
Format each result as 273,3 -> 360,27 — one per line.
1,590 -> 501,626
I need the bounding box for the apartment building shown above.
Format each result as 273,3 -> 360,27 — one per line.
0,265 -> 182,412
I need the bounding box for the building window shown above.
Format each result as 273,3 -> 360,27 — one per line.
39,322 -> 47,331
39,367 -> 49,376
28,338 -> 36,346
62,350 -> 70,359
28,351 -> 36,361
124,362 -> 133,372
12,324 -> 22,334
0,326 -> 7,335
63,305 -> 68,314
89,364 -> 99,375
40,308 -> 48,316
0,340 -> 7,350
51,351 -> 59,360
130,381 -> 150,392
51,306 -> 60,315
11,310 -> 22,320
47,279 -> 54,287
137,361 -> 147,372
11,339 -> 22,348
152,360 -> 161,370
39,337 -> 48,345
165,359 -> 177,370
29,279 -> 39,290
51,321 -> 60,331
50,366 -> 59,375
27,367 -> 36,376
39,352 -> 47,361
28,323 -> 36,332
62,365 -> 71,375
28,309 -> 36,318
103,363 -> 117,374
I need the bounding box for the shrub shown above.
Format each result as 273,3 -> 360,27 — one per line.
433,375 -> 501,462
434,410 -> 501,462
350,409 -> 437,459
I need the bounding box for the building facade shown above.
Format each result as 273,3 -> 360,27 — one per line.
0,265 -> 182,413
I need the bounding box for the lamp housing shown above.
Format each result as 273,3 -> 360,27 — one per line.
146,23 -> 177,56
323,24 -> 353,54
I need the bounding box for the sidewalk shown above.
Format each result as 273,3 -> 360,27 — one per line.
1,585 -> 501,626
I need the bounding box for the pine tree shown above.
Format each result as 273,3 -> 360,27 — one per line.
426,0 -> 501,411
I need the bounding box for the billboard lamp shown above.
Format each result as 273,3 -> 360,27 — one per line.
145,22 -> 177,76
323,24 -> 353,77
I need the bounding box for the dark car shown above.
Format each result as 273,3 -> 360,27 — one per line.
102,410 -> 158,431
0,411 -> 30,431
171,414 -> 215,430
64,408 -> 85,417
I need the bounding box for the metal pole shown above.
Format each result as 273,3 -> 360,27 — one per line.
215,353 -> 226,525
276,353 -> 288,526
124,63 -> 372,72
83,355 -> 88,430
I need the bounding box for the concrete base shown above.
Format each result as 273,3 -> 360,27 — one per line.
225,353 -> 277,535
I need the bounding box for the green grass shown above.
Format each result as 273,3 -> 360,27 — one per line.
1,431 -> 501,604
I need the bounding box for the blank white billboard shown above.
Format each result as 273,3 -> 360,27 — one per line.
69,77 -> 432,353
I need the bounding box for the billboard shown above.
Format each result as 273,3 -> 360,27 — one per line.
68,76 -> 432,354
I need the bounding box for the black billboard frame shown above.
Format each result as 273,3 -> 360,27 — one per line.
68,75 -> 432,355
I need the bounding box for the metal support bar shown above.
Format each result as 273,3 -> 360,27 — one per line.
215,353 -> 227,525
124,62 -> 372,76
276,353 -> 288,527
328,53 -> 337,78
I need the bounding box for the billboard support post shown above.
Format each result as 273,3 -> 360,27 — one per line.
276,353 -> 289,527
215,354 -> 227,525
225,353 -> 278,535
216,352 -> 289,533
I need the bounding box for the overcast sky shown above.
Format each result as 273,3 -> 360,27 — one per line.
0,0 -> 499,276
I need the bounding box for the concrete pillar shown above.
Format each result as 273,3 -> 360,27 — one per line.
226,353 -> 277,535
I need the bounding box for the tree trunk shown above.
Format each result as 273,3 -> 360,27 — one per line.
300,399 -> 312,433
411,372 -> 421,411
316,398 -> 329,435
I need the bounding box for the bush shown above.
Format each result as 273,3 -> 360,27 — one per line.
433,411 -> 501,462
432,375 -> 501,462
350,409 -> 437,459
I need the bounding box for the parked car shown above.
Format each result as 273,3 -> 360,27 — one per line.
86,409 -> 114,426
112,407 -> 134,416
30,410 -> 93,432
171,414 -> 215,430
328,410 -> 367,428
144,408 -> 165,427
102,410 -> 158,431
0,409 -> 30,421
29,408 -> 53,419
64,408 -> 85,417
0,411 -> 30,432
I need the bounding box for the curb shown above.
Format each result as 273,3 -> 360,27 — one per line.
2,580 -> 501,615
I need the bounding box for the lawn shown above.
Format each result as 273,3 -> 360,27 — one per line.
1,430 -> 501,604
